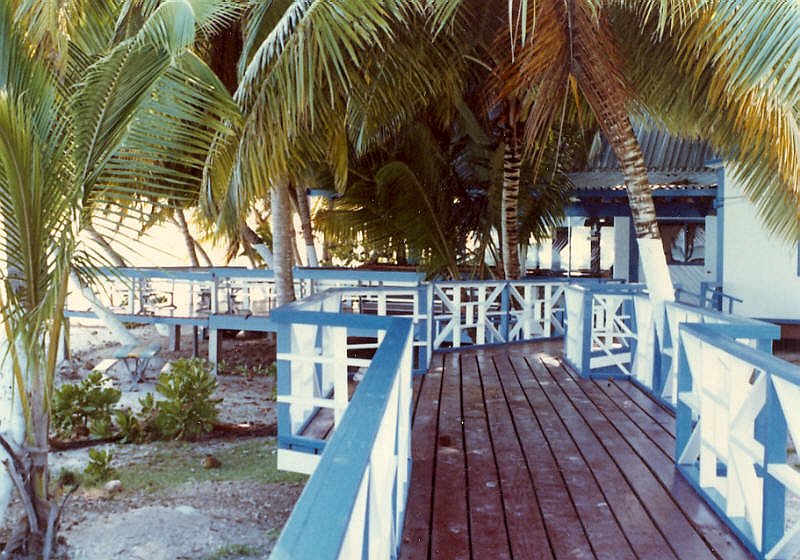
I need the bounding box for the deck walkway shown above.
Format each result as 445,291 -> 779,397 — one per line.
401,341 -> 753,559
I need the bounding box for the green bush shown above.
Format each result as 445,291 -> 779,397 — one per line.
152,358 -> 222,441
52,371 -> 121,439
114,393 -> 161,443
84,448 -> 116,484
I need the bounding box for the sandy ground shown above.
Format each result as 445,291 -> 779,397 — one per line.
2,322 -> 302,560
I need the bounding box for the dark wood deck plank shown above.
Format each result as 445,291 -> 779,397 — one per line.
429,352 -> 470,560
588,376 -> 676,458
475,353 -> 554,559
493,351 -> 640,560
487,353 -> 596,559
401,353 -> 444,559
533,356 -> 719,559
459,354 -> 512,560
401,342 -> 755,560
563,364 -> 753,559
610,377 -> 676,433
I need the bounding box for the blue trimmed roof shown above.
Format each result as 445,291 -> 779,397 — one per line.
568,127 -> 718,189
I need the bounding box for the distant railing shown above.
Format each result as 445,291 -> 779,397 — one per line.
565,284 -> 779,407
563,283 -> 645,378
269,297 -> 413,559
68,266 -> 424,319
676,322 -> 800,559
430,280 -> 567,349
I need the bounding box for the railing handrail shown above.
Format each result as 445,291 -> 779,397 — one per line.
269,311 -> 413,559
680,322 -> 800,385
676,320 -> 800,558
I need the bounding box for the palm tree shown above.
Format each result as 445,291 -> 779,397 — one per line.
201,1 -> 468,295
0,2 -> 239,555
478,0 -> 800,301
204,0 -> 800,302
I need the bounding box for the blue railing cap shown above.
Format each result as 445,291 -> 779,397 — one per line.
680,322 -> 800,385
270,317 -> 412,559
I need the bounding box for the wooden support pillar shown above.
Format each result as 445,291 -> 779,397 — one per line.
169,325 -> 181,352
191,326 -> 200,357
208,325 -> 221,373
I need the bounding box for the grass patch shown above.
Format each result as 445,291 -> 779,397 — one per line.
204,543 -> 261,560
114,437 -> 306,492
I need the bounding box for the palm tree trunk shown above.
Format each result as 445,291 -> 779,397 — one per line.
68,271 -> 139,347
0,339 -> 25,526
84,223 -> 127,267
501,123 -> 523,279
271,183 -> 295,305
194,238 -> 213,267
293,184 -> 319,267
241,224 -> 274,269
574,43 -> 674,305
173,208 -> 200,267
321,197 -> 334,265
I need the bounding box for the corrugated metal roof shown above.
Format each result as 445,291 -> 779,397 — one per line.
568,126 -> 719,189
587,128 -> 715,172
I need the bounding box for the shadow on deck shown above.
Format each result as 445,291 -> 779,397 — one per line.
401,340 -> 753,559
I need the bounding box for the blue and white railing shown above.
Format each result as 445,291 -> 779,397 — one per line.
565,283 -> 800,558
563,282 -> 645,378
269,296 -> 413,559
430,280 -> 566,348
676,322 -> 800,559
268,276 -> 576,558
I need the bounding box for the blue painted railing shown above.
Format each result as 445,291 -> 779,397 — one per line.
566,285 -> 799,559
269,296 -> 413,559
676,322 -> 800,559
563,283 -> 646,378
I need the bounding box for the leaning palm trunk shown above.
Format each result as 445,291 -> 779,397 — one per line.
174,208 -> 200,267
272,183 -> 296,305
293,184 -> 319,267
501,124 -> 523,279
68,271 -> 139,347
241,224 -> 274,269
84,223 -> 127,267
572,14 -> 674,307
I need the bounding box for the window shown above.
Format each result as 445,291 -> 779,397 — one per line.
661,223 -> 705,265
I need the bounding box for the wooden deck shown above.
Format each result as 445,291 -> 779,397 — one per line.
401,341 -> 753,559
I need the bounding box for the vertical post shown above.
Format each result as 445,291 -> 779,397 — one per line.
757,378 -> 787,554
276,319 -> 292,452
208,275 -> 219,371
675,327 -> 693,462
477,286 -> 486,345
207,319 -> 221,373
453,286 -> 462,349
581,287 -> 592,376
331,326 -> 348,426
168,325 -> 181,352
416,283 -> 431,371
501,282 -> 510,342
628,217 -> 640,282
544,283 -> 552,338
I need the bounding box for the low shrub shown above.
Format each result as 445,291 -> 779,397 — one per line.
84,448 -> 116,484
52,359 -> 222,443
51,371 -> 121,439
153,358 -> 222,441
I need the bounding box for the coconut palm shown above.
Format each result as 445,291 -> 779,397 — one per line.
201,0 -> 468,301
0,2 -> 239,555
204,0 -> 800,299
474,0 -> 800,300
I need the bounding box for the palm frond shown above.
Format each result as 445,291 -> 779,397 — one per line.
614,5 -> 800,239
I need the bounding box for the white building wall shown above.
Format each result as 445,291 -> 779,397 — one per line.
722,175 -> 800,319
